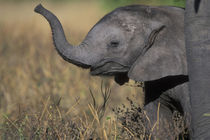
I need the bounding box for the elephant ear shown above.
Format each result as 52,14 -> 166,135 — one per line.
128,25 -> 187,82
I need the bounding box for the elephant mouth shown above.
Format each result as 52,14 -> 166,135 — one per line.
90,62 -> 129,76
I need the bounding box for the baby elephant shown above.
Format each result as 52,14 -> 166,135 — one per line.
34,4 -> 190,139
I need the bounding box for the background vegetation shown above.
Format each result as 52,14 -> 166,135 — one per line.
0,0 -> 186,139
100,0 -> 185,10
0,0 -> 185,8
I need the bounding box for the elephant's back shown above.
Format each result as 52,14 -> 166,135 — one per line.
115,5 -> 184,18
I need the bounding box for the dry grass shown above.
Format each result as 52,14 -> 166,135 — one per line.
0,1 -> 188,139
113,98 -> 189,140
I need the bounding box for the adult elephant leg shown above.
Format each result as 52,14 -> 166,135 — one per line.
185,0 -> 210,139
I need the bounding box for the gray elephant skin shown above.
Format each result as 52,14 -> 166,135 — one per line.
34,4 -> 191,139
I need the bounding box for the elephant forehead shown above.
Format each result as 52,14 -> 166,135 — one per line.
113,16 -> 139,33
98,11 -> 140,33
89,24 -> 126,40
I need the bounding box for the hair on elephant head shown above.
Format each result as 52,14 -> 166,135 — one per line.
34,4 -> 188,103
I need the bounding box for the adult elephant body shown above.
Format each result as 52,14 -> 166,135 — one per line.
185,0 -> 210,139
35,4 -> 190,138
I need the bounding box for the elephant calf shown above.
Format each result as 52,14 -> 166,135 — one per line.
34,4 -> 190,139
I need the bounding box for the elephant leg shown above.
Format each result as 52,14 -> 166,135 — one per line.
143,94 -> 187,139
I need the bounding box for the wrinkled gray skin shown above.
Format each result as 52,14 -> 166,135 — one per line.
185,0 -> 210,139
35,4 -> 190,138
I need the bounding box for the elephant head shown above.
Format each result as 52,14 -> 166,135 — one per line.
34,4 -> 187,102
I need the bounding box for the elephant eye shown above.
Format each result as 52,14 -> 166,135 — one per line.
109,41 -> 119,48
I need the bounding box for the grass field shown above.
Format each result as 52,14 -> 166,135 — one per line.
0,1 -> 148,139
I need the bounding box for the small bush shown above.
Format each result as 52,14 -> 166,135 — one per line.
113,97 -> 189,140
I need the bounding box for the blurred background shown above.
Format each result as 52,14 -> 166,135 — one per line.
0,0 -> 185,139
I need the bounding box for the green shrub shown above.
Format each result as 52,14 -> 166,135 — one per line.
100,0 -> 185,11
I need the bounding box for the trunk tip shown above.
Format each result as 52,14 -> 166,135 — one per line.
34,4 -> 44,13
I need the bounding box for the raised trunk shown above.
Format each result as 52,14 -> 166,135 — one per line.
34,4 -> 91,68
185,0 -> 210,139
